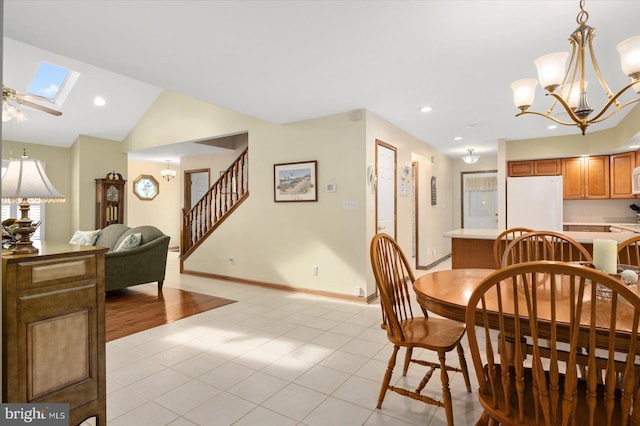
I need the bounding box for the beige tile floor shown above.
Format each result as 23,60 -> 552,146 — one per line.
90,253 -> 484,425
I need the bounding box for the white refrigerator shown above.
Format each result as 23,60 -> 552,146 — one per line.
506,176 -> 563,232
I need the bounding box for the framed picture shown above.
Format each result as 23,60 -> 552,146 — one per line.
133,174 -> 159,200
274,160 -> 317,202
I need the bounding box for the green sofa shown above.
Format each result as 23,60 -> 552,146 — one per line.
94,224 -> 170,292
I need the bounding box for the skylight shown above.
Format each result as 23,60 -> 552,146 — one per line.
27,62 -> 70,102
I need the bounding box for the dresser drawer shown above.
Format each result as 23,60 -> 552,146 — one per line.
15,254 -> 98,291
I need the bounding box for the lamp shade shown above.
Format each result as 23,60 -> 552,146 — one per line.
617,35 -> 640,78
511,78 -> 538,109
462,149 -> 479,164
561,81 -> 588,109
2,156 -> 65,202
535,52 -> 569,91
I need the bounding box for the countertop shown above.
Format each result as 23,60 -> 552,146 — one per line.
444,228 -> 638,243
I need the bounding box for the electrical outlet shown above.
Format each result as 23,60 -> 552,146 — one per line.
312,266 -> 319,276
354,287 -> 362,296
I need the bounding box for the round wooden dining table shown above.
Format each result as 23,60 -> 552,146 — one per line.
413,268 -> 494,324
412,267 -> 639,353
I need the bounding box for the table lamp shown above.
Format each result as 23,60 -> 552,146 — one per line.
2,150 -> 66,254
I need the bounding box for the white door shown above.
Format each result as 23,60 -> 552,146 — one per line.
376,141 -> 396,239
190,172 -> 209,209
462,172 -> 498,229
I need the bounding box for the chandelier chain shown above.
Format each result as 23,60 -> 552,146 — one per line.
576,0 -> 588,25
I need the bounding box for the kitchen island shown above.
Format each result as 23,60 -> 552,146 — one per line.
445,228 -> 638,269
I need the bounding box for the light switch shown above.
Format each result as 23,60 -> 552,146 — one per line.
343,200 -> 358,210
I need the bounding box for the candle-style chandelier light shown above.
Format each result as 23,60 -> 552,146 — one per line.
160,160 -> 176,182
511,0 -> 640,135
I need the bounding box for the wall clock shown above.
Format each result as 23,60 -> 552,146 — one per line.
133,175 -> 159,201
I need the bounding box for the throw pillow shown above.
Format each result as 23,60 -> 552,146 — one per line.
114,233 -> 142,252
69,229 -> 102,246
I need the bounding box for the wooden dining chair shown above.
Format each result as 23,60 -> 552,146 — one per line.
501,230 -> 592,267
492,227 -> 534,268
465,261 -> 640,426
370,233 -> 471,426
617,234 -> 640,266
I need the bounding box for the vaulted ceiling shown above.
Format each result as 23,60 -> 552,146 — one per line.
3,1 -> 640,162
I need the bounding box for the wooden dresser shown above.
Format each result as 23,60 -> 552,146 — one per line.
2,243 -> 108,425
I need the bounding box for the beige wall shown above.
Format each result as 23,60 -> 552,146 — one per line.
125,92 -> 458,297
71,135 -> 128,231
125,91 -> 267,153
190,112 -> 367,296
1,140 -> 72,242
365,112 -> 454,271
127,159 -> 181,247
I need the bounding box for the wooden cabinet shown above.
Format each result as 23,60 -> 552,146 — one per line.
562,155 -> 610,199
2,243 -> 108,425
508,159 -> 562,177
95,171 -> 126,229
563,224 -> 611,232
610,151 -> 635,198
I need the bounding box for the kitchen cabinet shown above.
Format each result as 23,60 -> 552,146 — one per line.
610,152 -> 635,198
2,243 -> 108,425
562,155 -> 610,199
508,159 -> 562,177
563,225 -> 611,232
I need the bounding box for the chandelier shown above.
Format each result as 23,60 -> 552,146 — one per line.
160,160 -> 176,181
462,149 -> 479,164
511,0 -> 640,135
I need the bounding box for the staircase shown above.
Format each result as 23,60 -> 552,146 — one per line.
180,148 -> 248,265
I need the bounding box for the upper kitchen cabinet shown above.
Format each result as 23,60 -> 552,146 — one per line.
508,159 -> 562,177
562,155 -> 610,199
610,152 -> 635,198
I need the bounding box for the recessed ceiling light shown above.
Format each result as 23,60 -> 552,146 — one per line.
547,124 -> 558,130
453,136 -> 463,141
420,106 -> 432,113
94,96 -> 106,106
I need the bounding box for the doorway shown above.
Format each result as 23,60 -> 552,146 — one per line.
184,169 -> 210,210
376,140 -> 397,239
461,171 -> 498,229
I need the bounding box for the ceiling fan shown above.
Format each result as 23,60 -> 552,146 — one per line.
2,86 -> 62,122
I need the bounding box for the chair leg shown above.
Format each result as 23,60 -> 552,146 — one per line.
158,280 -> 164,291
438,351 -> 454,426
377,345 -> 400,409
456,343 -> 472,393
403,347 -> 413,376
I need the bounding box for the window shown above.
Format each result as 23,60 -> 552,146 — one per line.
26,62 -> 79,107
1,160 -> 44,240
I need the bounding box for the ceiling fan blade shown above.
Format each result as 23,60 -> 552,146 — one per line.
17,93 -> 54,104
17,99 -> 62,116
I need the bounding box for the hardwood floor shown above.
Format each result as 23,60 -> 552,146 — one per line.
105,283 -> 235,341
